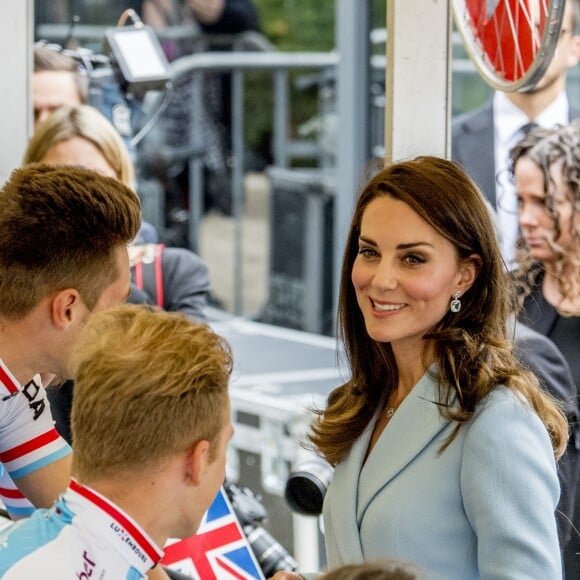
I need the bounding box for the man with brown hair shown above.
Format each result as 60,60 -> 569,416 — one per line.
32,46 -> 87,128
0,304 -> 234,579
0,163 -> 141,519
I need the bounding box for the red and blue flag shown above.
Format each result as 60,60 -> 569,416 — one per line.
162,487 -> 265,579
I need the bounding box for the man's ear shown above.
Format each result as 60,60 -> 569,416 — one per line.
458,254 -> 482,294
50,289 -> 82,329
186,440 -> 210,487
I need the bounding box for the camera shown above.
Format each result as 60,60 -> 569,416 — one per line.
224,482 -> 298,577
284,456 -> 334,516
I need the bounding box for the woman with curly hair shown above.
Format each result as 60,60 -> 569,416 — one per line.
273,156 -> 567,580
511,120 -> 580,385
510,120 -> 580,579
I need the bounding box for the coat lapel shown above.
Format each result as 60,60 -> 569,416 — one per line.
324,368 -> 452,563
357,369 -> 451,523
324,420 -> 374,563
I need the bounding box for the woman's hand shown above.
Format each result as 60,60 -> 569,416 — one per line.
187,0 -> 225,25
147,566 -> 170,580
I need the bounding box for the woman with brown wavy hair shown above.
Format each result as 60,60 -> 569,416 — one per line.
274,156 -> 567,580
510,120 -> 580,579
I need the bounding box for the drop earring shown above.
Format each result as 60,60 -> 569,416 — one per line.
450,291 -> 462,313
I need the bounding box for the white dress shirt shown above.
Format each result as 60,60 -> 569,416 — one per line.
493,90 -> 570,268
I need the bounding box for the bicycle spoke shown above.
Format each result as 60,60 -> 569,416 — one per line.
453,0 -> 564,91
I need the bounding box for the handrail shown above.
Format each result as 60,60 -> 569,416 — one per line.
161,50 -> 339,315
168,51 -> 339,78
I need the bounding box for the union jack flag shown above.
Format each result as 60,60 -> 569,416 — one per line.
162,487 -> 265,579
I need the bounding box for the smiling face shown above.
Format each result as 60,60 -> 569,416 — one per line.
352,196 -> 475,357
515,157 -> 575,264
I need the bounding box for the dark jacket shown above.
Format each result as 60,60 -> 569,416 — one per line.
451,99 -> 580,207
512,320 -> 579,548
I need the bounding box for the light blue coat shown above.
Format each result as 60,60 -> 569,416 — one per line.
323,370 -> 562,579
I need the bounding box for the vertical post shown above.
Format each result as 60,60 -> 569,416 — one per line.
292,514 -> 321,573
0,1 -> 33,184
303,189 -> 324,334
188,71 -> 205,254
333,0 -> 371,318
273,70 -> 289,168
231,69 -> 245,316
385,0 -> 452,160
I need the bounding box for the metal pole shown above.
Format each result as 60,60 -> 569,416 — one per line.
333,0 -> 371,324
385,0 -> 452,160
0,1 -> 33,184
232,69 -> 245,315
188,71 -> 205,253
273,70 -> 290,168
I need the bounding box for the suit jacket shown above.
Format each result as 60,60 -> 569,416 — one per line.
517,276 -> 580,576
451,100 -> 580,207
323,369 -> 561,579
513,321 -> 579,547
517,271 -> 580,398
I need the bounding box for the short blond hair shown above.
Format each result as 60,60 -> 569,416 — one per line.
23,104 -> 135,188
70,305 -> 232,480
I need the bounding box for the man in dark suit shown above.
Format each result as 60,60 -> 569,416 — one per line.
452,0 -> 580,266
513,321 -> 579,552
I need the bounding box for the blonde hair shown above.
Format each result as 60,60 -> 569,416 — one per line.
70,304 -> 232,480
23,104 -> 135,188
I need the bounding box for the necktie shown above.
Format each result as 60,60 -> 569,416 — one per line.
520,121 -> 539,135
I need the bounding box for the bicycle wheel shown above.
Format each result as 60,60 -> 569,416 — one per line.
452,0 -> 567,91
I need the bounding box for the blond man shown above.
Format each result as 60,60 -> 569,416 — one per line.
0,305 -> 234,578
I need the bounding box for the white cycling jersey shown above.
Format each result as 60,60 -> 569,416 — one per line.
0,479 -> 164,579
0,358 -> 71,518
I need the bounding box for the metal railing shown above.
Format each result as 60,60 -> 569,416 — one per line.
163,50 -> 339,315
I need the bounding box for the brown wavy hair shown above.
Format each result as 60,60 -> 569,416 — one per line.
310,156 -> 567,465
510,121 -> 580,315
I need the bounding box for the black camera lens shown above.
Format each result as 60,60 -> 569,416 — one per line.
224,482 -> 297,576
285,457 -> 334,516
243,525 -> 298,578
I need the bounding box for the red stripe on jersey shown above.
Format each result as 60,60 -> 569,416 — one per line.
70,479 -> 163,564
0,365 -> 19,395
0,486 -> 26,499
0,429 -> 60,463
